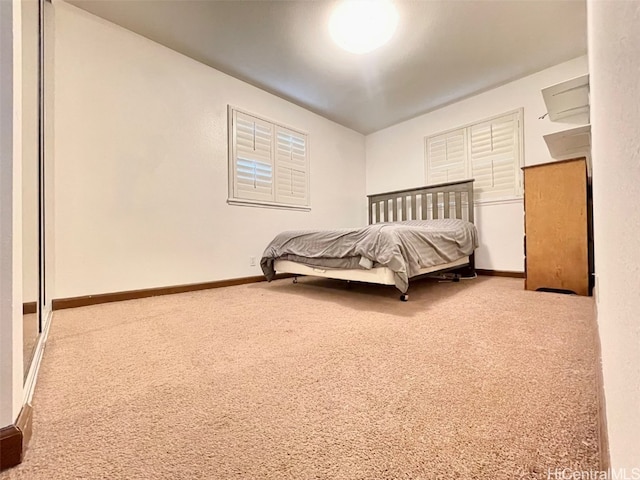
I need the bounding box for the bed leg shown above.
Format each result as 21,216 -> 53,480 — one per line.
400,293 -> 409,302
465,253 -> 477,278
293,276 -> 298,284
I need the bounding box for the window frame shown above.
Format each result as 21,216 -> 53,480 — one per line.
227,105 -> 311,211
424,108 -> 524,203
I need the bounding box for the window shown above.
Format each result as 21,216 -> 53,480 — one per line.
228,107 -> 310,210
425,109 -> 523,201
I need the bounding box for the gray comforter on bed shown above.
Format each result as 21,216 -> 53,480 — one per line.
260,219 -> 478,293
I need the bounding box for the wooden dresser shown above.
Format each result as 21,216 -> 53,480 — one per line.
523,158 -> 591,296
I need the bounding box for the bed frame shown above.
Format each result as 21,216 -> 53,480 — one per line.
274,179 -> 476,300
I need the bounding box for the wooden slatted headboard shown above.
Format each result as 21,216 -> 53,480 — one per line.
367,179 -> 475,225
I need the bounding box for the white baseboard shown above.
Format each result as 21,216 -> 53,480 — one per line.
23,307 -> 52,404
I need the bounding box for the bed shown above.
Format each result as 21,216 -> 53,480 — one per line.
261,179 -> 478,301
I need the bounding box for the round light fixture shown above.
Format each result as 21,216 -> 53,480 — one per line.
329,0 -> 399,54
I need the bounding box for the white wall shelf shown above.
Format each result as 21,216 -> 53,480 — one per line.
541,74 -> 591,174
542,74 -> 590,124
543,124 -> 591,160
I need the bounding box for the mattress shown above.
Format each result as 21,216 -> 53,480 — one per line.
261,219 -> 478,293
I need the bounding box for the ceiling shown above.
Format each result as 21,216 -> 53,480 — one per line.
68,0 -> 588,134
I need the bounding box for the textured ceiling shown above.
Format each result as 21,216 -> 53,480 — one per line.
68,0 -> 588,134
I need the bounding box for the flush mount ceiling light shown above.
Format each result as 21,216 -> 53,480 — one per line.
329,0 -> 399,54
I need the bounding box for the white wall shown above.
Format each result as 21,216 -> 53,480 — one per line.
366,56 -> 589,272
52,2 -> 366,299
588,0 -> 640,469
0,0 -> 24,428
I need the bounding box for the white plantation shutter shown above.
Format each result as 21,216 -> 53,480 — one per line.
426,129 -> 468,184
275,127 -> 308,206
469,112 -> 520,200
233,111 -> 274,202
229,107 -> 309,209
425,109 -> 523,202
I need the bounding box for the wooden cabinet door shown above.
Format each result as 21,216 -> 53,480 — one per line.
524,159 -> 589,295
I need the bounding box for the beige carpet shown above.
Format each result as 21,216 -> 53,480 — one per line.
2,276 -> 601,479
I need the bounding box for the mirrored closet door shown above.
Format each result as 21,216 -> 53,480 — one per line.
22,0 -> 42,379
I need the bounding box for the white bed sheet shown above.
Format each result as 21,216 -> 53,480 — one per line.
274,256 -> 469,286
